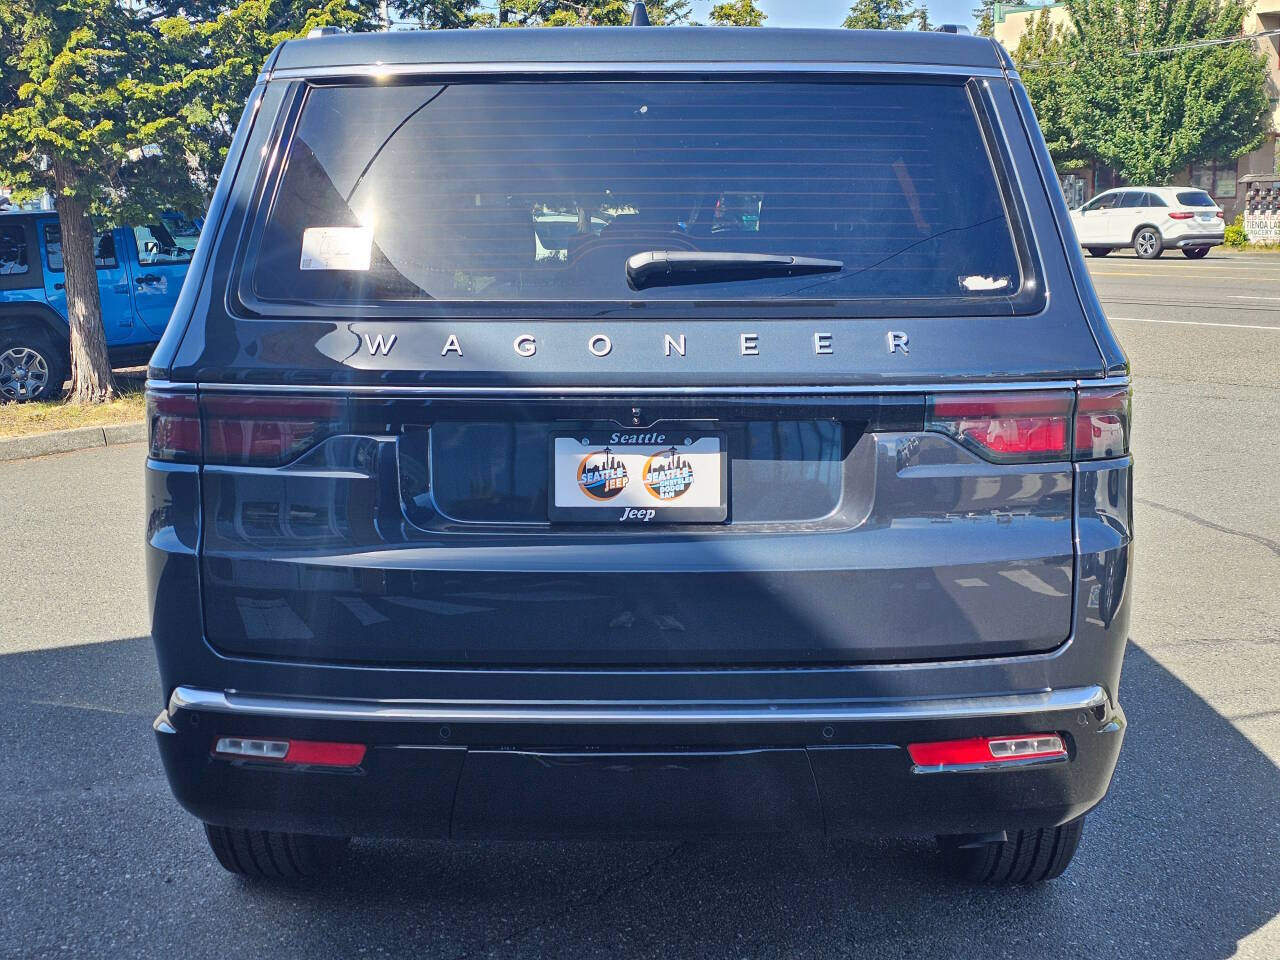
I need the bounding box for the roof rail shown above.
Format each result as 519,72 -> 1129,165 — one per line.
933,23 -> 971,34
631,2 -> 651,26
306,26 -> 342,38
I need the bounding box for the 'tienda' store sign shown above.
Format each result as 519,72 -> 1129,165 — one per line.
1244,181 -> 1280,244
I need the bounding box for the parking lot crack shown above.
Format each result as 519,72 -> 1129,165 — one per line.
1136,498 -> 1280,557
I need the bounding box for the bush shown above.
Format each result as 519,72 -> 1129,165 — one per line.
1224,214 -> 1248,247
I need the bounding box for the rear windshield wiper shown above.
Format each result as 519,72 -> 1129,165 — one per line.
625,250 -> 844,291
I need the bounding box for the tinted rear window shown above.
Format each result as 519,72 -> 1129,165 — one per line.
246,80 -> 1023,312
1176,190 -> 1216,207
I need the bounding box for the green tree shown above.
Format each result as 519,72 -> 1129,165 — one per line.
709,0 -> 766,25
1012,10 -> 1088,168
644,0 -> 692,24
0,1 -> 167,401
973,0 -> 995,37
842,0 -> 926,29
0,0 -> 369,403
393,0 -> 482,28
1020,0 -> 1269,184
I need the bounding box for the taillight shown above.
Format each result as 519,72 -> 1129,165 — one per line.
1216,211 -> 1224,219
926,391 -> 1073,463
202,395 -> 346,466
214,737 -> 367,768
927,388 -> 1130,463
908,734 -> 1067,768
145,390 -> 347,466
1168,211 -> 1195,220
147,391 -> 200,463
1075,386 -> 1130,460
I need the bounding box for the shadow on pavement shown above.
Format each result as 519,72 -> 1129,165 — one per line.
1,637 -> 1276,959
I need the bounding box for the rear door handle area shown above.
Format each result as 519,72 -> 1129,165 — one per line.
136,274 -> 161,286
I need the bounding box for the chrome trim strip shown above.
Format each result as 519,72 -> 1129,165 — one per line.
147,378 -> 1128,397
265,61 -> 1009,82
168,684 -> 1107,725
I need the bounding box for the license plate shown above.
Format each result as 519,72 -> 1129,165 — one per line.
549,432 -> 727,523
1198,213 -> 1215,221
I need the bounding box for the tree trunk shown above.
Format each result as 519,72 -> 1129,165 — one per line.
53,163 -> 116,404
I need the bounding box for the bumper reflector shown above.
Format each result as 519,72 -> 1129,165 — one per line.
214,737 -> 367,767
908,734 -> 1066,768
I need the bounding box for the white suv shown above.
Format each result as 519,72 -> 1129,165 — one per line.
1069,186 -> 1224,259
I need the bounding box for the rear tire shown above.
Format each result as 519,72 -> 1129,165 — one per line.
0,331 -> 67,403
1182,246 -> 1210,259
203,823 -> 350,878
1086,247 -> 1111,257
938,818 -> 1084,885
1134,228 -> 1163,259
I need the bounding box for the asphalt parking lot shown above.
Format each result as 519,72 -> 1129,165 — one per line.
1,250 -> 1277,960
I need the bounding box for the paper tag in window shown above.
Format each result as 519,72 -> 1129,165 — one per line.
300,227 -> 373,271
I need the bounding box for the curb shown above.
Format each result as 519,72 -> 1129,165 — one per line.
0,420 -> 146,463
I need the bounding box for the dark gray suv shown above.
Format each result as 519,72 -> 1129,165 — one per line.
145,22 -> 1132,886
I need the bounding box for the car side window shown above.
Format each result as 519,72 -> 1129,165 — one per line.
0,224 -> 29,276
134,224 -> 194,266
1084,193 -> 1118,212
1118,192 -> 1145,209
43,224 -> 119,271
1146,193 -> 1168,208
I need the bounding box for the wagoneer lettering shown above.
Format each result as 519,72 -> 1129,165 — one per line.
146,20 -> 1131,887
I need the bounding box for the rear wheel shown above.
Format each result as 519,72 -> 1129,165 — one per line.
1182,246 -> 1210,259
938,817 -> 1084,885
1086,247 -> 1111,257
203,823 -> 350,878
1133,228 -> 1163,259
0,332 -> 67,403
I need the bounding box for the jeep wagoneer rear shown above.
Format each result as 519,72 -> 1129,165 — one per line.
146,24 -> 1132,885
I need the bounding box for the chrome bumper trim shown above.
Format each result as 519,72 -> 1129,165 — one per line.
146,378 -> 1129,398
168,684 -> 1108,726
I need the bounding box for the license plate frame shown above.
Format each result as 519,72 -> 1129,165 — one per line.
548,431 -> 728,524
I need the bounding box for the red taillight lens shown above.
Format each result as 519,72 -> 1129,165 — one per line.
926,391 -> 1073,463
147,391 -> 200,462
214,737 -> 367,767
1075,386 -> 1130,460
1216,211 -> 1224,219
908,734 -> 1067,767
202,395 -> 346,466
1168,211 -> 1195,220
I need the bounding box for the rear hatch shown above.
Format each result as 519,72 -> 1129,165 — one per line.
172,72 -> 1108,667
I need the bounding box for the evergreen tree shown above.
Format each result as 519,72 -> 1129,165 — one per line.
645,0 -> 693,24
843,0 -> 925,29
973,0 -> 996,37
0,0 -> 369,403
394,0 -> 483,28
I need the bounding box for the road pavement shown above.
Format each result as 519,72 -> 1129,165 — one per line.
1,250 -> 1277,960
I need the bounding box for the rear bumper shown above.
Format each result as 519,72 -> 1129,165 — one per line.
155,684 -> 1125,840
1171,233 -> 1224,248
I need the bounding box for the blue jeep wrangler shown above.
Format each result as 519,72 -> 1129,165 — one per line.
0,210 -> 199,401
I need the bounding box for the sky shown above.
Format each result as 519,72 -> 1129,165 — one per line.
687,0 -> 978,30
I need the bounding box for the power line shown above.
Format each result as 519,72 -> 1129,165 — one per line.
1019,26 -> 1280,68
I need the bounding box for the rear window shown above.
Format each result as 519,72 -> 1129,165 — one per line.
1176,190 -> 1216,208
245,80 -> 1025,314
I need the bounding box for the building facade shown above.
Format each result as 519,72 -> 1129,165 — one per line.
992,0 -> 1280,219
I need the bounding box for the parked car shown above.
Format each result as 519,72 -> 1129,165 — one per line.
146,22 -> 1132,887
1069,186 -> 1224,259
0,211 -> 198,401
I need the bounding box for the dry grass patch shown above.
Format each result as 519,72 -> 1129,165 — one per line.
0,389 -> 146,439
